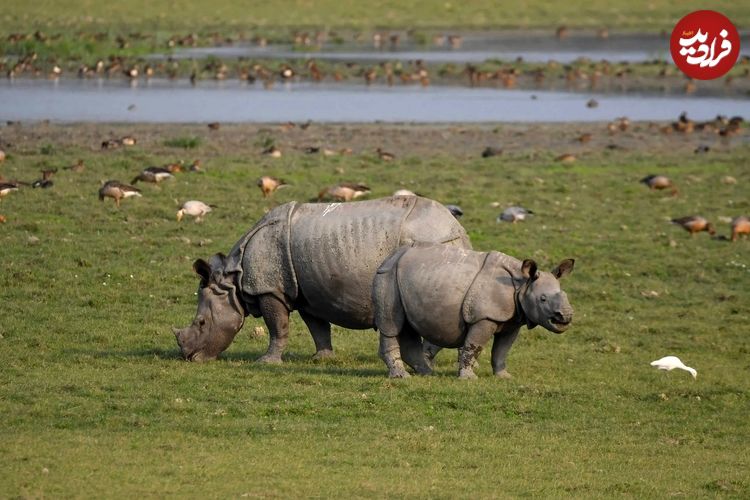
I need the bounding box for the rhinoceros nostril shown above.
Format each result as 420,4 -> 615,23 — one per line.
552,312 -> 570,324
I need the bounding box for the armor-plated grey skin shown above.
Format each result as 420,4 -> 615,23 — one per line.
173,196 -> 471,362
372,245 -> 574,379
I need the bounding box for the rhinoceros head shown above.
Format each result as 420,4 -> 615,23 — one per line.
518,258 -> 575,333
173,253 -> 245,361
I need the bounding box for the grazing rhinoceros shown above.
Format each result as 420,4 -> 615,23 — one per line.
173,196 -> 471,362
372,245 -> 575,379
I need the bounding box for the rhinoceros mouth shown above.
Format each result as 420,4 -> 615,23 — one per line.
549,317 -> 571,332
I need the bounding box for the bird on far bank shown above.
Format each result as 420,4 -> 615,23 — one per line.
177,200 -> 215,222
650,356 -> 697,379
671,216 -> 715,236
98,180 -> 142,207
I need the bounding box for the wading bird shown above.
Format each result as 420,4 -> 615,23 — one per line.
650,356 -> 697,379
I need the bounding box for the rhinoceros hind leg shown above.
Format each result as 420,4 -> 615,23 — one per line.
379,334 -> 410,378
299,309 -> 334,360
399,325 -> 432,375
257,294 -> 291,363
422,341 -> 442,371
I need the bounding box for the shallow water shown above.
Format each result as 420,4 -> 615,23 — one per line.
160,32 -> 750,64
1,79 -> 748,123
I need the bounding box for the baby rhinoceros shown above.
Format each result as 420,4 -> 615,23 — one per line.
373,245 -> 575,379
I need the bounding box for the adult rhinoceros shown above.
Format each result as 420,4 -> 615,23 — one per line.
173,196 -> 471,362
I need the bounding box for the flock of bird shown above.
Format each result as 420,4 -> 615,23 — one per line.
639,173 -> 748,242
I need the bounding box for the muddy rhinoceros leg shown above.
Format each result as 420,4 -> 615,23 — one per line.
458,320 -> 497,379
257,294 -> 291,363
491,325 -> 521,379
379,334 -> 410,378
298,309 -> 334,360
399,324 -> 432,375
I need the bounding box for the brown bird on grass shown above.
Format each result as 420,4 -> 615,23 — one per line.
98,180 -> 142,207
257,176 -> 288,198
189,159 -> 203,172
731,216 -> 750,242
640,175 -> 678,195
32,168 -> 57,188
481,146 -> 503,158
0,149 -> 6,162
0,214 -> 6,223
207,122 -> 221,131
671,216 -> 715,236
576,133 -> 592,143
376,148 -> 395,161
131,166 -> 174,184
163,162 -> 183,173
262,145 -> 282,158
318,182 -> 371,202
63,159 -> 85,173
556,153 -> 576,164
0,182 -> 20,199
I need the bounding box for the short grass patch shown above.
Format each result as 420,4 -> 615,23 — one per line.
163,136 -> 202,149
0,122 -> 748,497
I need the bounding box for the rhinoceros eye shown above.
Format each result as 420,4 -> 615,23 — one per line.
540,294 -> 547,302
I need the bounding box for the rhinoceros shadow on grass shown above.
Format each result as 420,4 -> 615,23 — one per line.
173,196 -> 471,363
372,245 -> 575,379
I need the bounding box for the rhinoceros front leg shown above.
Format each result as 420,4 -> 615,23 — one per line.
257,294 -> 291,363
458,320 -> 498,379
491,325 -> 521,379
298,309 -> 334,360
379,334 -> 410,378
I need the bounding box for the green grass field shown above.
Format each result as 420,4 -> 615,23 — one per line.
3,0 -> 749,32
1,123 -> 748,497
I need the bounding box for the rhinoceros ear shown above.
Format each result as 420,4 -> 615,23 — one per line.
193,258 -> 211,287
552,259 -> 575,279
521,259 -> 538,281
